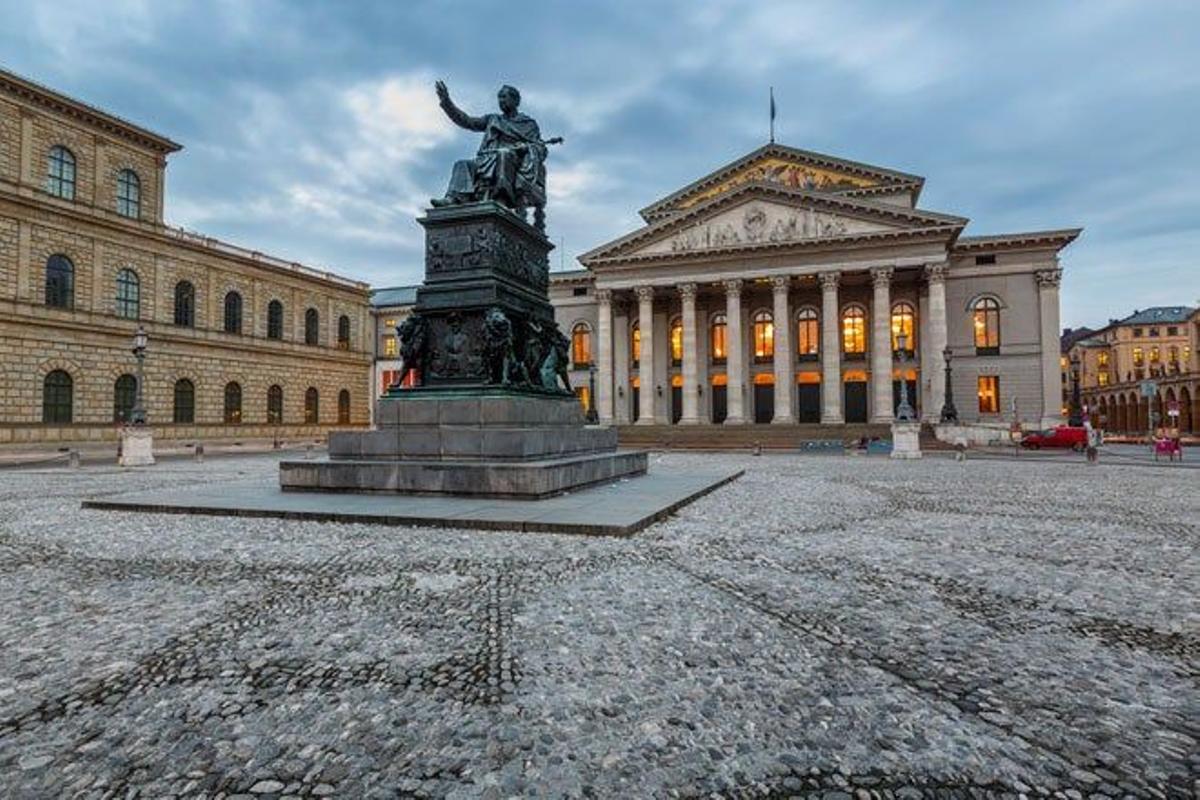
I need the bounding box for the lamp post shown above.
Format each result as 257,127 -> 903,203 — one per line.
130,325 -> 148,425
1068,352 -> 1083,427
585,362 -> 599,424
939,345 -> 958,423
895,332 -> 916,421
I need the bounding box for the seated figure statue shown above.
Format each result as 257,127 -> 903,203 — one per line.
431,81 -> 554,229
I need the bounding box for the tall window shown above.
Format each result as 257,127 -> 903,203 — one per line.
753,310 -> 774,362
267,385 -> 283,424
305,308 -> 319,346
224,291 -> 243,334
224,382 -> 242,423
113,374 -> 137,422
173,379 -> 195,423
797,308 -> 818,360
711,314 -> 727,363
383,335 -> 398,358
572,322 -> 592,366
670,318 -> 683,366
337,315 -> 351,350
304,387 -> 319,423
267,300 -> 284,340
115,269 -> 140,319
42,370 -> 73,423
973,297 -> 1001,355
174,281 -> 195,327
631,322 -> 641,368
977,375 -> 1000,414
1149,346 -> 1161,365
46,146 -> 76,199
891,302 -> 916,354
45,254 -> 74,309
1133,347 -> 1144,367
1098,352 -> 1109,368
842,306 -> 866,356
338,389 -> 351,424
116,169 -> 141,218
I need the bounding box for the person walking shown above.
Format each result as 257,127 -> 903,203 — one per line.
1084,418 -> 1101,464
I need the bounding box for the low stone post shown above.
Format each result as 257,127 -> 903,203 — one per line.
194,444 -> 205,463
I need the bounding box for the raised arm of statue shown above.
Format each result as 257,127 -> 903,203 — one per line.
435,80 -> 487,132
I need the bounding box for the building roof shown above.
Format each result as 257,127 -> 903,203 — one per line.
370,285 -> 419,307
1060,326 -> 1097,352
953,229 -> 1082,253
1118,306 -> 1194,325
550,268 -> 592,283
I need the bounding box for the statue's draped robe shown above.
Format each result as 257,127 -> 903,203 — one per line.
441,104 -> 546,209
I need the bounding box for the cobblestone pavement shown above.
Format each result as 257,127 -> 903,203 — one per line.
0,454 -> 1196,799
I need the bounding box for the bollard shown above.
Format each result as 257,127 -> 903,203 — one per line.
954,443 -> 967,462
752,442 -> 762,457
194,444 -> 205,463
68,450 -> 81,469
305,443 -> 314,460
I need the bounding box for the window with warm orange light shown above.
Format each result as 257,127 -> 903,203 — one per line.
753,310 -> 774,361
571,322 -> 591,367
797,308 -> 818,359
1098,372 -> 1110,386
575,385 -> 591,412
670,318 -> 683,365
891,302 -> 915,354
631,323 -> 641,367
1133,347 -> 1144,366
973,297 -> 1000,354
1149,346 -> 1160,364
842,306 -> 866,355
711,314 -> 727,363
1098,352 -> 1109,368
977,375 -> 999,413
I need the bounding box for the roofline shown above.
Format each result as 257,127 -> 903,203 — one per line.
952,228 -> 1082,253
369,284 -> 421,295
0,66 -> 183,155
550,269 -> 593,283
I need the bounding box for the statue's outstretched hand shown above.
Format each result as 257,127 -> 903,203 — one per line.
435,80 -> 450,104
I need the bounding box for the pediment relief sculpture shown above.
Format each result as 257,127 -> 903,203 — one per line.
676,157 -> 878,210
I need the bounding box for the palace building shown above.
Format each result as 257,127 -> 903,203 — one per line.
552,144 -> 1081,434
0,69 -> 372,445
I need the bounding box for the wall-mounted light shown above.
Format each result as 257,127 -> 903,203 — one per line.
697,384 -> 703,396
656,385 -> 663,397
617,386 -> 625,398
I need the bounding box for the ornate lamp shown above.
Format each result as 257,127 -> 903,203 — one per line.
1068,352 -> 1083,426
895,332 -> 916,422
585,362 -> 599,424
130,325 -> 148,425
940,345 -> 958,423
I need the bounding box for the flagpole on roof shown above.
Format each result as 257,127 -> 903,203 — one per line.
769,86 -> 775,144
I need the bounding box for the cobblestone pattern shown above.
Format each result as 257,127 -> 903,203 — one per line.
0,453 -> 1196,798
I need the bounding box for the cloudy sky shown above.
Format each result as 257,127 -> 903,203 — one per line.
2,0 -> 1197,327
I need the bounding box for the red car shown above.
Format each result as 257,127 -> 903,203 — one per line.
1020,425 -> 1088,451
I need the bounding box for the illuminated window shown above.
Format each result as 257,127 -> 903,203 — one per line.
575,385 -> 591,413
1149,346 -> 1160,364
1167,345 -> 1179,365
973,297 -> 1000,354
1098,352 -> 1109,368
842,306 -> 866,356
710,314 -> 727,363
891,302 -> 915,354
631,322 -> 641,367
669,318 -> 683,365
1184,346 -> 1192,365
1098,372 -> 1110,386
572,322 -> 592,367
383,335 -> 398,358
977,375 -> 999,414
797,308 -> 818,359
1133,347 -> 1144,366
1060,356 -> 1068,370
753,310 -> 774,361
46,146 -> 75,199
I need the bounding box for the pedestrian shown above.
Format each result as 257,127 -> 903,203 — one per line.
1084,418 -> 1100,464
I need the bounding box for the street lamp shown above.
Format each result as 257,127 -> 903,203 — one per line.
585,362 -> 599,424
1068,352 -> 1083,426
130,325 -> 148,425
939,345 -> 958,423
895,332 -> 916,421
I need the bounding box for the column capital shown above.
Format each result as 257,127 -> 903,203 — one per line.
870,266 -> 894,286
923,263 -> 949,284
595,288 -> 613,304
770,275 -> 791,293
1035,268 -> 1063,288
678,282 -> 698,300
634,285 -> 655,301
818,271 -> 840,291
722,278 -> 744,296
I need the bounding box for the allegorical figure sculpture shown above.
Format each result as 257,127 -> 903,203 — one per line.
431,80 -> 560,231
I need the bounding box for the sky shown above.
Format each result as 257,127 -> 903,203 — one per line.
1,0 -> 1197,328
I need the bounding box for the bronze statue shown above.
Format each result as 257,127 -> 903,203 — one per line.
432,81 -> 560,231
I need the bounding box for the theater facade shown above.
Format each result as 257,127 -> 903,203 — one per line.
552,144 -> 1080,431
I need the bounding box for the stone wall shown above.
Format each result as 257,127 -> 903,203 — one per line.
0,97 -> 19,184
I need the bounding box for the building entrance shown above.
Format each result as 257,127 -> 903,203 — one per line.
753,383 -> 774,423
798,382 -> 820,423
844,381 -> 868,423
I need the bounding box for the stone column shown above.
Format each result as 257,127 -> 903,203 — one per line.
923,264 -> 949,423
723,279 -> 746,424
1037,268 -> 1065,427
771,276 -> 795,423
636,285 -> 655,425
679,283 -> 701,424
595,288 -> 614,424
613,299 -> 631,424
870,267 -> 894,423
819,271 -> 843,424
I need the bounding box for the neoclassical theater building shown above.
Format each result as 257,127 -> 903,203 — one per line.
0,69 -> 372,444
551,144 -> 1080,433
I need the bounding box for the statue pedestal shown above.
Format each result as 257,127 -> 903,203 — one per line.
119,426 -> 156,467
889,421 -> 922,460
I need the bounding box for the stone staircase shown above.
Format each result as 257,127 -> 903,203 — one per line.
613,423 -> 892,451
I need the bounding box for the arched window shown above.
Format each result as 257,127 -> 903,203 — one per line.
267,300 -> 284,340
46,146 -> 76,199
173,379 -> 195,423
267,385 -> 283,424
669,318 -> 683,366
43,370 -> 73,423
174,281 -> 195,327
891,302 -> 916,355
572,322 -> 592,367
115,268 -> 140,319
224,382 -> 242,423
337,315 -> 351,350
711,313 -> 727,363
338,389 -> 351,424
116,169 -> 140,218
224,291 -> 243,334
45,254 -> 74,309
304,387 -> 319,424
113,374 -> 137,422
797,308 -> 819,360
973,297 -> 1000,354
631,322 -> 641,368
842,306 -> 866,356
304,308 -> 319,346
753,310 -> 774,362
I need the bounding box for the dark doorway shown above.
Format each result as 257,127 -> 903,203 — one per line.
797,383 -> 821,423
753,383 -> 774,424
711,385 -> 727,423
892,379 -> 919,416
631,388 -> 640,422
671,385 -> 682,423
844,381 -> 868,423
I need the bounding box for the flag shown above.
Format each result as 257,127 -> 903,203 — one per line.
769,87 -> 776,143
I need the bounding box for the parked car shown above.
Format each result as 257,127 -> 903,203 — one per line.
1020,426 -> 1088,451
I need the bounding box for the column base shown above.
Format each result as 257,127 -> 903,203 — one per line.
871,414 -> 895,424
821,414 -> 844,425
678,416 -> 702,425
634,417 -> 655,426
723,416 -> 746,425
771,414 -> 797,425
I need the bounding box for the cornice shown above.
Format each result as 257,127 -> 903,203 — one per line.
952,228 -> 1082,254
